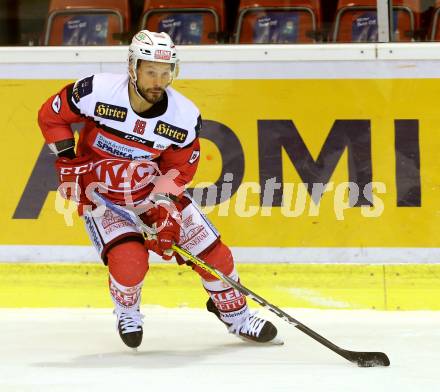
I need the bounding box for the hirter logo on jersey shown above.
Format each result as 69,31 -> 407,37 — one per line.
154,50 -> 172,60
154,121 -> 188,143
94,102 -> 128,122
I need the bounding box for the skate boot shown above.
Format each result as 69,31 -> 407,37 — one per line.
114,307 -> 144,348
207,298 -> 283,345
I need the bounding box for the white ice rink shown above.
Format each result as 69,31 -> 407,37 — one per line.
0,308 -> 439,392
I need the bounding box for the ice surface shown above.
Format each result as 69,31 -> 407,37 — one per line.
0,308 -> 438,392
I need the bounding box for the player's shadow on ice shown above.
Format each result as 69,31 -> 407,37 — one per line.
33,341 -> 271,369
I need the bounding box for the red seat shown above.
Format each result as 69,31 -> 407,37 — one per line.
44,0 -> 130,45
140,0 -> 225,44
235,0 -> 322,44
332,0 -> 423,42
429,0 -> 440,40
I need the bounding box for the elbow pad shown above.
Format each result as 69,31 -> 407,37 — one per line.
48,138 -> 76,159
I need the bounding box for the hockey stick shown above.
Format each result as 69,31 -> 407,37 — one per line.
172,246 -> 390,367
91,191 -> 390,367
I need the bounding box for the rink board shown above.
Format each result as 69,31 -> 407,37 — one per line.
1,263 -> 439,310
1,48 -> 440,264
1,78 -> 440,252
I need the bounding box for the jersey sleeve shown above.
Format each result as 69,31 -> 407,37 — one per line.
180,112 -> 202,148
157,112 -> 202,196
158,137 -> 201,196
38,75 -> 95,144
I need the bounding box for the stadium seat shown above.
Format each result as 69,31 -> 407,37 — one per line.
332,0 -> 423,42
140,0 -> 225,44
44,0 -> 130,45
429,0 -> 440,40
235,0 -> 322,44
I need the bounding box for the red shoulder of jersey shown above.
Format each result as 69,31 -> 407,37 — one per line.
38,82 -> 85,144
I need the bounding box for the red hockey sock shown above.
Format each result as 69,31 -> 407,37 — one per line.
107,240 -> 149,287
193,241 -> 249,327
202,269 -> 249,328
192,241 -> 234,281
107,241 -> 149,310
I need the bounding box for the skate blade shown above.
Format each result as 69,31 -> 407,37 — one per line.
268,336 -> 284,345
238,335 -> 284,346
131,347 -> 139,353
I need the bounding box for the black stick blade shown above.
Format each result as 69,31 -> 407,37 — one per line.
344,351 -> 390,367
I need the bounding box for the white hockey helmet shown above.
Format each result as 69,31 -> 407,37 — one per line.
128,30 -> 179,83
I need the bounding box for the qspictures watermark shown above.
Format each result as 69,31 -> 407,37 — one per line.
54,170 -> 386,226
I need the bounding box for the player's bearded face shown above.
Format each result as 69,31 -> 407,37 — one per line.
136,61 -> 173,104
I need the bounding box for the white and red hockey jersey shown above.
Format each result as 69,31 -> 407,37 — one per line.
38,73 -> 201,203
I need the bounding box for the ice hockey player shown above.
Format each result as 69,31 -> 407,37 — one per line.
38,30 -> 281,348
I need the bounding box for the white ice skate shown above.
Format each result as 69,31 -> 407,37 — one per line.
230,311 -> 284,345
206,298 -> 284,345
114,307 -> 144,349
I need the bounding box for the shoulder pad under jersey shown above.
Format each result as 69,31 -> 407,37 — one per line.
70,73 -> 127,118
166,87 -> 201,148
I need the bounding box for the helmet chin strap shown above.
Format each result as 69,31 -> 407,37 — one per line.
131,76 -> 147,102
129,60 -> 147,101
134,79 -> 148,101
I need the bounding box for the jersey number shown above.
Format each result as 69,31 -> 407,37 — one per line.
133,120 -> 146,135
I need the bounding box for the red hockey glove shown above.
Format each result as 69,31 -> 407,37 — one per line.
142,196 -> 182,261
55,155 -> 93,203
